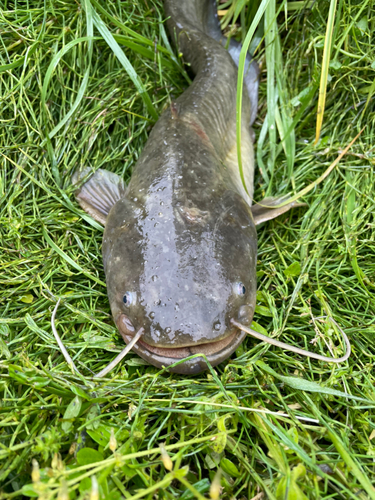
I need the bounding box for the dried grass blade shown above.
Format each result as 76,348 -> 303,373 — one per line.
258,126 -> 364,208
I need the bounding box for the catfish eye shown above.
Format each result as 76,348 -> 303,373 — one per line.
123,292 -> 133,306
238,283 -> 246,295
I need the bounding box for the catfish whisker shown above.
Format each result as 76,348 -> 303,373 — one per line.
51,299 -> 144,378
51,299 -> 81,375
231,318 -> 351,363
94,328 -> 144,378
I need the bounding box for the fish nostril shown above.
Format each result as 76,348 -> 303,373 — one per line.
238,305 -> 252,324
213,321 -> 221,331
119,314 -> 135,334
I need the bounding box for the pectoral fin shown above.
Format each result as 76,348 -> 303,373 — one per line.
72,167 -> 126,225
251,195 -> 306,226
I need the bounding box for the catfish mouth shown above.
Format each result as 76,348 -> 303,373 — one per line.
116,313 -> 247,374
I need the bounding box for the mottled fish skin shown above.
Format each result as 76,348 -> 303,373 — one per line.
75,0 -> 262,374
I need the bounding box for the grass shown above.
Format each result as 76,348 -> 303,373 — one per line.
1,0 -> 375,498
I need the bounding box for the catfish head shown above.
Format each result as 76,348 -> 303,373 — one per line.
102,188 -> 257,374
74,167 -> 299,374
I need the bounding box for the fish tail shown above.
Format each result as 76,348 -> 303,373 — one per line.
205,0 -> 259,126
164,0 -> 258,125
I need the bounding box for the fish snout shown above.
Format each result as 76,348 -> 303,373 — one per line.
237,305 -> 254,326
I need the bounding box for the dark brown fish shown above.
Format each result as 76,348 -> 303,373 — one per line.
73,0 -> 297,374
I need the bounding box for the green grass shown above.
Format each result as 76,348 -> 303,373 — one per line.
1,0 -> 375,498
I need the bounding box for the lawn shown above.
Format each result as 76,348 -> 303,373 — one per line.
1,0 -> 375,499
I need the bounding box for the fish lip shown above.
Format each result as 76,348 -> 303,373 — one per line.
116,313 -> 247,374
117,312 -> 238,348
118,326 -> 247,375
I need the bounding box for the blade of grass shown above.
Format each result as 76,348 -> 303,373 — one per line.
259,126 -> 364,208
308,400 -> 375,500
274,36 -> 295,181
41,0 -> 94,143
275,83 -> 317,161
344,171 -> 369,289
0,42 -> 40,73
256,114 -> 271,184
41,225 -> 106,287
91,0 -> 169,54
264,0 -> 277,194
314,0 -> 338,144
0,0 -> 46,73
327,428 -> 375,500
259,414 -> 365,500
236,0 -> 272,195
85,0 -> 158,121
41,36 -> 97,128
256,361 -> 374,404
51,299 -> 80,374
1,151 -> 103,230
333,0 -> 371,60
40,35 -> 97,184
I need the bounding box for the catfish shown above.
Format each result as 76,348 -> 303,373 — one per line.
73,0 -> 299,374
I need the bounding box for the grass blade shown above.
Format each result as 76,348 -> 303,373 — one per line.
314,0 -> 338,144
42,225 -> 105,287
86,1 -> 158,121
259,127 -> 364,208
264,0 -> 277,191
236,0 -> 272,195
42,0 -> 94,142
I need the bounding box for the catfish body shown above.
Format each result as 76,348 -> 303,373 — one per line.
74,0 -> 287,374
103,110 -> 257,373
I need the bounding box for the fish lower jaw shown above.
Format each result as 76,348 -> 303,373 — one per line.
127,329 -> 239,357
118,328 -> 247,375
